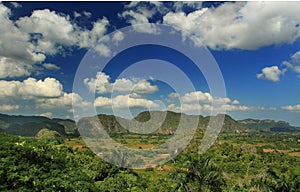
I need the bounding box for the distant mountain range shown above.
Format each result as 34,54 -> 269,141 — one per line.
0,113 -> 78,137
238,118 -> 300,133
0,111 -> 299,137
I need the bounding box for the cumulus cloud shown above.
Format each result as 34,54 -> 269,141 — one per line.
0,104 -> 20,111
166,91 -> 254,114
257,66 -> 286,82
94,94 -> 159,109
119,2 -> 166,34
0,76 -> 94,112
119,10 -> 160,34
172,2 -> 202,12
77,18 -> 110,49
83,72 -> 158,94
0,3 -> 111,78
43,63 -> 61,70
0,57 -> 32,78
281,104 -> 300,111
0,77 -> 63,99
16,9 -> 78,52
36,92 -> 92,109
181,91 -> 213,104
163,2 -> 300,50
0,4 -> 46,78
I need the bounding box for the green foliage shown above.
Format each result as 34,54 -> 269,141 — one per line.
35,128 -> 64,144
0,133 -> 99,191
172,154 -> 226,192
0,127 -> 299,191
97,170 -> 142,192
251,168 -> 300,192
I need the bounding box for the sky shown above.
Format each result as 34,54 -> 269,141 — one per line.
1,1 -> 300,126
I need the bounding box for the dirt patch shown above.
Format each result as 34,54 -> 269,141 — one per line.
159,154 -> 169,158
263,148 -> 274,152
253,143 -> 275,147
123,143 -> 155,149
162,165 -> 174,171
278,150 -> 289,153
289,152 -> 300,157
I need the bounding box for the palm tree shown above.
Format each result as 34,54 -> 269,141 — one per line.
252,168 -> 300,192
172,155 -> 226,192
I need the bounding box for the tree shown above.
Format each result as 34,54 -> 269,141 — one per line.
172,154 -> 226,192
252,168 -> 300,192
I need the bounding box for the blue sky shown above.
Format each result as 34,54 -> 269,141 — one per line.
1,2 -> 300,126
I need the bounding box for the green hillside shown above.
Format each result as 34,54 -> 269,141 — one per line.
239,118 -> 300,132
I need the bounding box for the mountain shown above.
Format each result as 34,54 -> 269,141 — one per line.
238,119 -> 300,132
1,112 -> 299,137
217,114 -> 246,133
0,113 -> 50,124
0,113 -> 77,137
77,111 -> 246,136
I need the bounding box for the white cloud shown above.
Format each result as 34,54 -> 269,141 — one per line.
0,76 -> 94,111
214,97 -> 232,105
172,2 -> 202,12
84,72 -> 158,94
181,91 -> 213,104
129,92 -> 143,99
165,91 -> 254,113
0,104 -> 20,111
167,103 -> 180,111
78,18 -> 110,48
257,66 -> 286,82
119,2 -> 165,34
35,112 -> 53,117
181,103 -> 203,112
93,43 -> 111,57
74,11 -> 81,18
0,57 -> 32,78
84,72 -> 110,93
0,77 -> 63,99
0,4 -> 46,78
168,101 -> 252,114
282,50 -> 300,74
94,94 -> 159,109
291,50 -> 300,63
36,92 -> 91,109
0,3 -> 111,78
281,104 -> 300,111
132,80 -> 158,94
82,11 -> 92,18
112,30 -> 125,43
168,92 -> 180,99
220,104 -> 252,112
10,2 -> 22,8
16,9 -> 77,51
163,2 -> 300,50
119,10 -> 160,34
43,63 -> 61,70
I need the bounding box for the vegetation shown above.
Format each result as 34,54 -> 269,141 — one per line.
0,130 -> 299,191
0,112 -> 300,191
